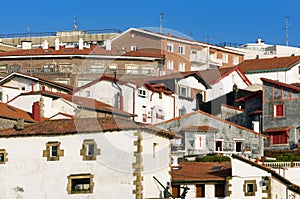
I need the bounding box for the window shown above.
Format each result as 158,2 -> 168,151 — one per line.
43,141 -> 64,161
80,139 -> 100,161
195,135 -> 206,150
215,140 -> 223,151
0,149 -> 7,164
125,64 -> 138,74
172,185 -> 180,198
85,91 -> 91,97
274,104 -> 284,117
222,54 -> 228,63
178,62 -> 185,72
215,184 -> 225,197
178,45 -> 185,54
67,174 -> 94,194
167,60 -> 174,70
9,65 -> 20,73
138,89 -> 146,98
156,109 -> 164,120
196,184 -> 205,197
89,65 -> 104,73
233,56 -> 239,65
243,180 -> 257,196
269,131 -> 289,145
179,107 -> 186,116
167,43 -> 174,52
0,65 -> 7,72
235,140 -> 243,152
179,85 -> 191,98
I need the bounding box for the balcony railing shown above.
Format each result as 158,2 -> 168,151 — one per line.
263,161 -> 300,168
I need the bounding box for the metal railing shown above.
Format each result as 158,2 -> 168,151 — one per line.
263,161 -> 300,168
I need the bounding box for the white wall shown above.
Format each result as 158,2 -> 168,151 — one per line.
245,64 -> 300,85
206,70 -> 249,101
0,129 -> 171,199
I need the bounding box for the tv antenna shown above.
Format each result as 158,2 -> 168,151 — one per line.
285,16 -> 289,46
73,15 -> 78,31
160,13 -> 164,33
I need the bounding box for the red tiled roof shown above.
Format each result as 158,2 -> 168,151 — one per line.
0,103 -> 34,122
0,72 -> 73,91
0,46 -> 164,59
197,66 -> 251,85
261,78 -> 300,92
182,125 -> 219,132
18,90 -> 131,117
264,126 -> 291,133
172,162 -> 231,182
238,56 -> 300,73
0,117 -> 177,138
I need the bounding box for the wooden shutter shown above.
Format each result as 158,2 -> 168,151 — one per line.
276,105 -> 283,116
196,184 -> 205,197
172,185 -> 180,197
215,184 -> 225,197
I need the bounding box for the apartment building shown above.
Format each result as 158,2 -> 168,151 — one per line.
111,28 -> 244,75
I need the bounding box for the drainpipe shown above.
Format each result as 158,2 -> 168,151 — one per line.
172,95 -> 176,118
113,72 -> 123,111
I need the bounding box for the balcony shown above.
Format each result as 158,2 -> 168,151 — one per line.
209,58 -> 222,67
190,53 -> 207,64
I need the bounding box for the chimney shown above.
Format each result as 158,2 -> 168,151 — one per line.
16,118 -> 24,130
21,41 -> 32,50
78,38 -> 84,50
105,40 -> 112,51
32,102 -> 41,121
55,38 -> 60,51
42,40 -> 49,50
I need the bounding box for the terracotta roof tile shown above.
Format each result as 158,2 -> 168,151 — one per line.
172,162 -> 231,182
0,103 -> 35,122
182,125 -> 219,132
19,90 -> 131,117
238,56 -> 300,73
264,126 -> 291,133
0,117 -> 177,138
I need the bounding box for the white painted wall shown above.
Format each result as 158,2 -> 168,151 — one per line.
206,70 -> 250,101
245,64 -> 300,85
0,129 -> 171,199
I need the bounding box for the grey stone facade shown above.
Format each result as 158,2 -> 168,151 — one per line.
262,79 -> 300,150
156,110 -> 266,158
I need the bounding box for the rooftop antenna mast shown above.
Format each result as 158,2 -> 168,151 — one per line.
160,13 -> 164,33
73,15 -> 78,31
285,16 -> 289,46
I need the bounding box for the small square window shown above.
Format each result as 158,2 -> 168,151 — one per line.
0,149 -> 8,164
246,184 -> 254,193
243,180 -> 257,196
80,139 -> 100,161
274,104 -> 284,117
138,89 -> 146,98
43,141 -> 64,161
167,43 -> 174,52
67,174 -> 94,194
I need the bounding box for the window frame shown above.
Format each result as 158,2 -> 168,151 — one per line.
67,173 -> 94,194
80,139 -> 101,161
0,149 -> 8,164
178,62 -> 185,72
222,54 -> 228,63
215,140 -> 223,152
243,180 -> 257,196
273,104 -> 285,117
178,45 -> 185,54
43,141 -> 64,161
167,60 -> 174,70
196,184 -> 205,197
138,89 -> 147,98
167,43 -> 174,52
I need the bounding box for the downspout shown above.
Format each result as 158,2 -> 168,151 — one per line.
172,95 -> 176,118
113,72 -> 123,111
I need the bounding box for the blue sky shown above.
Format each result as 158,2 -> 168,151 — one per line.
1,0 -> 300,46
